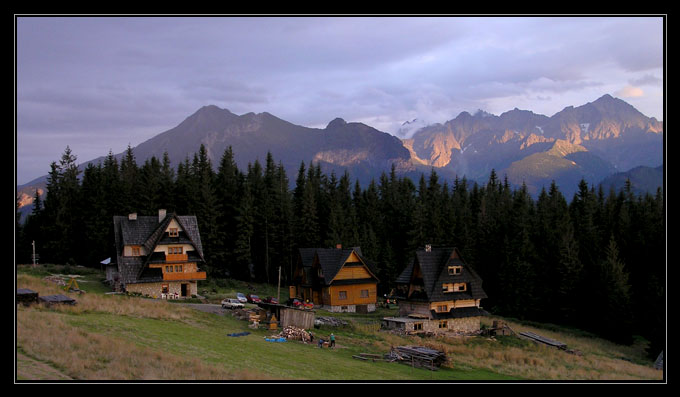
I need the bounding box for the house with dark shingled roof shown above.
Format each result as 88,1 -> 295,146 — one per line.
290,245 -> 380,313
383,245 -> 488,334
111,209 -> 206,298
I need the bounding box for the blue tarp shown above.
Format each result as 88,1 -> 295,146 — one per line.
265,337 -> 286,343
227,332 -> 251,337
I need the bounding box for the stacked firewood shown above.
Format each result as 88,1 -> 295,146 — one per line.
384,346 -> 447,370
272,326 -> 311,343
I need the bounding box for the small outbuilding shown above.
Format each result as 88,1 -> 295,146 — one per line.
16,288 -> 39,305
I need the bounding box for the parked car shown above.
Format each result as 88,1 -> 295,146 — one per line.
287,298 -> 314,310
246,294 -> 261,303
235,292 -> 247,303
221,298 -> 245,310
263,296 -> 279,304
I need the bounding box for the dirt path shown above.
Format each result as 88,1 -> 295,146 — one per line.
180,303 -> 227,315
16,351 -> 72,381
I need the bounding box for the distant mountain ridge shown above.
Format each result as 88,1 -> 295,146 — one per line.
17,94 -> 663,216
402,94 -> 663,197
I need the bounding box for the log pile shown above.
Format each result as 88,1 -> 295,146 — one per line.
384,346 -> 447,371
272,326 -> 312,343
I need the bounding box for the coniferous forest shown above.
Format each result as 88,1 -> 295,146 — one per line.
16,144 -> 665,358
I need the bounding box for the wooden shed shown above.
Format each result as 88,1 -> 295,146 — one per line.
257,302 -> 316,330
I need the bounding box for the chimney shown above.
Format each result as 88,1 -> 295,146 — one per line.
425,244 -> 432,252
336,244 -> 342,249
158,209 -> 167,223
128,213 -> 137,221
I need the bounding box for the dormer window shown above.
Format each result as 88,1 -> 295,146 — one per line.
168,228 -> 179,237
448,266 -> 462,275
443,283 -> 467,293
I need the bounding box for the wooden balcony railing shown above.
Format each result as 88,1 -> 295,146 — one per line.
166,253 -> 188,262
163,271 -> 207,281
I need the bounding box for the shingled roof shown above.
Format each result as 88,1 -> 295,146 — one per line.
297,247 -> 380,286
396,247 -> 487,302
113,213 -> 204,285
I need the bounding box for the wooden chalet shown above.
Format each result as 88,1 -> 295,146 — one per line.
384,245 -> 488,334
290,245 -> 380,313
111,209 -> 207,298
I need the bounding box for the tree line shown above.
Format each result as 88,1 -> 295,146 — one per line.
16,144 -> 664,357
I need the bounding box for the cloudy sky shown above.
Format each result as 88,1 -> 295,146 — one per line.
16,16 -> 664,185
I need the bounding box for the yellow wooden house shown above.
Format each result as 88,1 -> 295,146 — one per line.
290,246 -> 380,313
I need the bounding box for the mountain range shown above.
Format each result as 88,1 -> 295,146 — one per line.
17,94 -> 664,219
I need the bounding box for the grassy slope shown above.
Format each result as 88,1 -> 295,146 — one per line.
16,266 -> 662,382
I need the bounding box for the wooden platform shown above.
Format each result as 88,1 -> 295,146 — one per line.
519,331 -> 567,349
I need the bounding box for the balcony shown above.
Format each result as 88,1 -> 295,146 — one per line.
163,271 -> 207,281
166,253 -> 188,262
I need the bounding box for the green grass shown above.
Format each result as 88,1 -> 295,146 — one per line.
63,309 -> 514,381
16,265 -> 662,381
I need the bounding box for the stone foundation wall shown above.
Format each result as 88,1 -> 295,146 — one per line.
444,316 -> 481,333
325,303 -> 376,313
125,281 -> 197,298
397,316 -> 481,334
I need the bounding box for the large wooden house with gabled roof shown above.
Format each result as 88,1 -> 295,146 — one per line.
383,245 -> 488,334
111,209 -> 207,298
290,245 -> 380,313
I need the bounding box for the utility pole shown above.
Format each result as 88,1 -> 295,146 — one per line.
32,240 -> 36,266
277,266 -> 281,303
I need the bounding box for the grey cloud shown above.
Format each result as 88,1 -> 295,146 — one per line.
16,16 -> 664,185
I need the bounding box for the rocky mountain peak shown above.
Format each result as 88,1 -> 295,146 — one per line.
326,117 -> 348,129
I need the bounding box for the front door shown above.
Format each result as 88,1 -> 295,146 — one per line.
181,283 -> 188,297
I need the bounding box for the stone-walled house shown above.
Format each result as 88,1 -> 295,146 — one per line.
111,209 -> 206,298
383,246 -> 488,334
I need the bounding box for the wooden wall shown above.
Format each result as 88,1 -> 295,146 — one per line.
280,308 -> 315,330
333,265 -> 372,281
326,283 -> 377,306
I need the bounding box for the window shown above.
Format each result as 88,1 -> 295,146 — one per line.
131,246 -> 141,256
439,321 -> 448,329
162,284 -> 169,294
338,291 -> 347,300
168,228 -> 179,237
448,266 -> 462,275
165,266 -> 173,273
443,283 -> 467,292
437,305 -> 447,312
168,247 -> 183,255
413,323 -> 423,331
360,289 -> 369,298
175,265 -> 183,273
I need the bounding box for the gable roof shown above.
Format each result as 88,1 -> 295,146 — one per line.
297,247 -> 380,285
113,213 -> 204,285
396,247 -> 487,302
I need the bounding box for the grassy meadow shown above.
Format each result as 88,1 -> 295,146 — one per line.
15,265 -> 663,382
